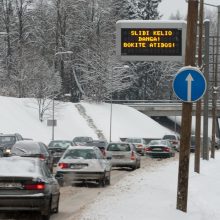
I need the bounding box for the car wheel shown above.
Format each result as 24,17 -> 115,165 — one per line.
137,161 -> 141,169
52,195 -> 59,214
99,174 -> 106,187
57,179 -> 64,187
106,173 -> 111,185
132,163 -> 137,170
41,199 -> 51,220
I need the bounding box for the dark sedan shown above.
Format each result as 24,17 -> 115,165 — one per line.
11,140 -> 53,172
145,139 -> 175,158
48,140 -> 75,165
0,157 -> 60,220
0,133 -> 23,156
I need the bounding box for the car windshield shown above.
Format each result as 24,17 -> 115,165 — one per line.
107,143 -> 131,151
0,136 -> 16,144
85,141 -> 107,148
126,138 -> 142,143
48,141 -> 72,149
163,135 -> 176,140
63,149 -> 97,159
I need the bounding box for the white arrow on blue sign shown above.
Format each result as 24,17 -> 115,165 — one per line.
173,66 -> 207,102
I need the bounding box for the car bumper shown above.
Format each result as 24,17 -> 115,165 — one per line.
146,152 -> 171,158
110,160 -> 137,167
56,171 -> 105,182
0,193 -> 50,214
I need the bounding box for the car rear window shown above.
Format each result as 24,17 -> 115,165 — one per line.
48,141 -> 72,149
64,149 -> 97,159
11,143 -> 41,156
126,138 -> 142,143
0,136 -> 16,144
107,143 -> 131,152
0,157 -> 38,177
163,135 -> 176,140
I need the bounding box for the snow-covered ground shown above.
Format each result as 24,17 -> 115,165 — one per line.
0,96 -> 171,144
80,152 -> 220,220
0,95 -> 219,220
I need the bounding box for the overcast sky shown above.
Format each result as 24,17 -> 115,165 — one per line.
159,0 -> 219,19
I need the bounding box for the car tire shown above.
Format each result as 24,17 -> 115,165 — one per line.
106,173 -> 111,185
137,161 -> 141,169
57,179 -> 64,187
132,163 -> 137,170
41,199 -> 51,220
99,174 -> 106,187
52,195 -> 59,214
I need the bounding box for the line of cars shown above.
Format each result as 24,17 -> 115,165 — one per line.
0,135 -> 143,219
0,133 -> 185,219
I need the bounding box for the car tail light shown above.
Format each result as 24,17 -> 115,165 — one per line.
24,183 -> 45,190
131,151 -> 136,160
145,147 -> 151,152
58,162 -> 69,169
163,147 -> 170,152
39,154 -> 45,160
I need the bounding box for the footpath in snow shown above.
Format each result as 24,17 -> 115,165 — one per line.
80,152 -> 220,220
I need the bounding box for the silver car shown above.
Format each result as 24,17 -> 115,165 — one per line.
106,142 -> 141,170
55,146 -> 111,187
0,157 -> 60,220
145,139 -> 175,158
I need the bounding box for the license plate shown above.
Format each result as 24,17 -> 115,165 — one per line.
0,182 -> 22,188
70,164 -> 83,169
152,148 -> 162,151
113,155 -> 123,159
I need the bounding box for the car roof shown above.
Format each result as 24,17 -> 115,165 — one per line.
49,140 -> 72,142
67,146 -> 96,150
0,134 -> 18,137
13,140 -> 41,147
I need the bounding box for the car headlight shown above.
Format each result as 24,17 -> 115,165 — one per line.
5,149 -> 11,154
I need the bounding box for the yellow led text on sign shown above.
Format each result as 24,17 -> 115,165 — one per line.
121,28 -> 182,56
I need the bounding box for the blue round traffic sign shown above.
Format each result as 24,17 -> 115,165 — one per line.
173,66 -> 207,102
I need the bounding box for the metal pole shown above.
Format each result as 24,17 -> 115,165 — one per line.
109,69 -> 113,143
203,20 -> 210,160
194,0 -> 204,173
177,0 -> 198,212
52,98 -> 55,141
211,6 -> 220,159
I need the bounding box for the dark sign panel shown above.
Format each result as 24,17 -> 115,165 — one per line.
121,28 -> 182,56
116,21 -> 186,62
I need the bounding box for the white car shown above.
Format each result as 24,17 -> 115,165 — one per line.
125,138 -> 150,155
55,146 -> 111,187
162,134 -> 180,151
